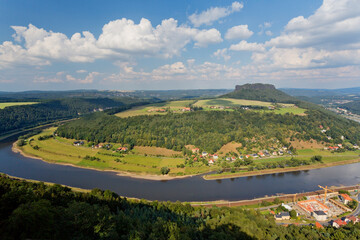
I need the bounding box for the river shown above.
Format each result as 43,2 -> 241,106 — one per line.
0,139 -> 359,202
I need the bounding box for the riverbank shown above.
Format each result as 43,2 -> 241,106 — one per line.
190,185 -> 359,207
203,158 -> 360,180
12,141 -> 201,181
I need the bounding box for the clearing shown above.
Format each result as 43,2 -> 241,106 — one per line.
0,102 -> 38,109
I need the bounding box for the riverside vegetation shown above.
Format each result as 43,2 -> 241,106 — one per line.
0,174 -> 359,239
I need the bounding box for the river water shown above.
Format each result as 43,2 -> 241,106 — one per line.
0,139 -> 359,201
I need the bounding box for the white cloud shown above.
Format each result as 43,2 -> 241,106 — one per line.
194,29 -> 222,47
229,40 -> 265,52
266,0 -> 360,50
0,18 -> 223,69
213,48 -> 231,61
76,69 -> 87,73
189,1 -> 243,27
225,25 -> 253,40
66,72 -> 100,84
258,22 -> 272,35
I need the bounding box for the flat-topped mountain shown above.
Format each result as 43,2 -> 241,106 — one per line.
223,83 -> 297,103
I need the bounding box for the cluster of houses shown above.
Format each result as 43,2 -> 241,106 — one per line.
116,146 -> 128,152
191,146 -> 292,165
93,143 -> 113,149
332,216 -> 359,228
147,108 -> 167,113
324,144 -> 342,151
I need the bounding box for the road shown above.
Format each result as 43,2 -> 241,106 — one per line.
351,194 -> 360,216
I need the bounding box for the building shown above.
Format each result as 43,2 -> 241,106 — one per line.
315,222 -> 324,229
332,219 -> 347,228
312,211 -> 327,221
192,148 -> 199,154
208,159 -> 214,164
345,216 -> 359,224
213,154 -> 219,160
274,212 -> 290,221
202,152 -> 208,157
340,194 -> 352,205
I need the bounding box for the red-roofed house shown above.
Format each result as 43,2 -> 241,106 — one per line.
315,222 -> 324,229
192,148 -> 200,153
332,219 -> 347,228
340,194 -> 352,204
345,216 -> 359,224
208,159 -> 214,164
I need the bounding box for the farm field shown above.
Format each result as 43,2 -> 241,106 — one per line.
18,128 -> 216,176
116,98 -> 307,118
0,102 -> 38,109
115,100 -> 195,118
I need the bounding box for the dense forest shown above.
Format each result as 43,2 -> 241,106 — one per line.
56,108 -> 360,153
0,98 -> 148,135
0,174 -> 358,239
222,84 -> 297,103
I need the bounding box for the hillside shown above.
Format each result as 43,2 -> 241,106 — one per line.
223,83 -> 298,103
340,100 -> 360,115
2,174 -> 359,239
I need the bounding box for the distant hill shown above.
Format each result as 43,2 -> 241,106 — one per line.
222,83 -> 297,103
281,87 -> 360,97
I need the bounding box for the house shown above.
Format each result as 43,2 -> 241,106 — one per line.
353,144 -> 359,149
231,156 -> 236,161
252,154 -> 258,158
345,216 -> 359,224
278,151 -> 284,155
213,154 -> 219,160
340,194 -> 352,205
239,156 -> 244,160
73,141 -> 84,146
312,211 -> 327,221
315,222 -> 324,229
192,148 -> 200,154
117,147 -> 128,152
226,157 -> 231,161
258,152 -> 265,157
272,151 -> 278,156
245,155 -> 250,159
274,212 -> 290,220
332,219 -> 347,228
182,107 -> 191,112
202,152 -> 208,157
208,159 -> 214,164
193,157 -> 198,161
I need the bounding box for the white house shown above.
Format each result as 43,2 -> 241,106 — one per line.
312,211 -> 327,221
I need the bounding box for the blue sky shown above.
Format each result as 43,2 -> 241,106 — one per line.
1,0 -> 359,91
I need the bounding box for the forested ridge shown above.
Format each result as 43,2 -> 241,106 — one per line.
56,108 -> 360,153
340,100 -> 360,115
0,174 -> 359,239
0,98 -> 147,135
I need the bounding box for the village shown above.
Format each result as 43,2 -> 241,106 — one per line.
270,187 -> 360,229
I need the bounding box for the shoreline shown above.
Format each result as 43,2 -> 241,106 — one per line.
203,158 -> 360,180
12,141 -> 201,181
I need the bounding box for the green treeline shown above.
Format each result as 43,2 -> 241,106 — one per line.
56,109 -> 360,153
0,98 -> 147,135
0,174 -> 359,239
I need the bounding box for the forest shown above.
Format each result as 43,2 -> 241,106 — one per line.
56,106 -> 360,153
0,174 -> 358,239
0,97 -> 148,136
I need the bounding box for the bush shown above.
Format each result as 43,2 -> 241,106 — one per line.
311,155 -> 322,162
17,139 -> 26,147
160,167 -> 170,175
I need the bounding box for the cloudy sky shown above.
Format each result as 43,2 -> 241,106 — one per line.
1,0 -> 360,91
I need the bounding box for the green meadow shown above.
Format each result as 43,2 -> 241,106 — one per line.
0,102 -> 38,109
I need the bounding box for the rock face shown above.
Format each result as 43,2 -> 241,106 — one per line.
235,83 -> 276,91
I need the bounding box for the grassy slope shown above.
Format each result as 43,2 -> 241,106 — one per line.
19,128 -> 216,176
0,102 -> 38,109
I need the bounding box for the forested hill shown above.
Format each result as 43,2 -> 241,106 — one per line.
340,100 -> 360,115
0,174 -> 359,239
222,83 -> 298,103
0,98 -> 148,135
57,109 -> 360,153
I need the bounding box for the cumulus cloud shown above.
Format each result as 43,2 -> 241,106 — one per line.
213,48 -> 231,61
189,1 -> 243,27
266,0 -> 360,49
229,40 -> 265,52
258,22 -> 272,35
225,25 -> 253,40
0,18 -> 223,69
66,72 -> 100,84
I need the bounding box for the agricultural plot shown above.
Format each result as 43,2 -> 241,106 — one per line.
0,102 -> 38,109
115,100 -> 195,118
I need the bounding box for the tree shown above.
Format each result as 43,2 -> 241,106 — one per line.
161,167 -> 170,175
289,210 -> 297,219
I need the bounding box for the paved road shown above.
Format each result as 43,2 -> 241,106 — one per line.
350,194 -> 360,216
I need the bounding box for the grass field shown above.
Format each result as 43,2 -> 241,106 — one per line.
19,128 -> 216,176
115,100 -> 195,118
194,98 -> 276,107
0,102 -> 38,109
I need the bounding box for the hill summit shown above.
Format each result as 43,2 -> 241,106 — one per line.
223,83 -> 296,103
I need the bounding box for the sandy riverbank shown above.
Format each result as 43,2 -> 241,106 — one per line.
203,158 -> 360,180
12,141 -> 200,181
